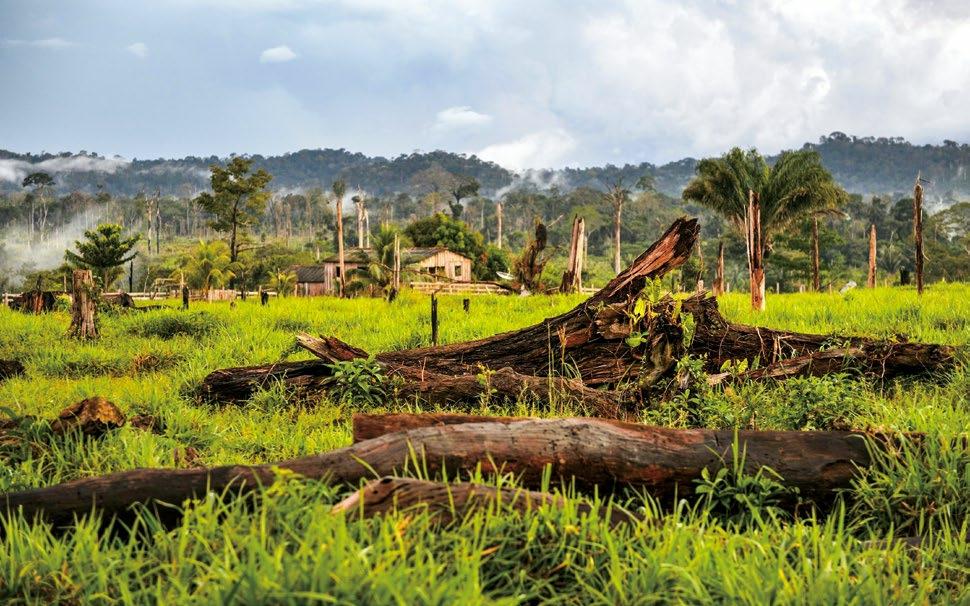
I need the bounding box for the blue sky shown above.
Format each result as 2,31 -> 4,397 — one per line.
1,0 -> 969,169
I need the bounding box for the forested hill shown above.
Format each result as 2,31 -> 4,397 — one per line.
2,133 -> 969,200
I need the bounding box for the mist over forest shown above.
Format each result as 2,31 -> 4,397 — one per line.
3,132 -> 970,204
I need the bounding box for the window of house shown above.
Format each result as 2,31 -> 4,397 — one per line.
335,267 -> 340,277
454,265 -> 462,277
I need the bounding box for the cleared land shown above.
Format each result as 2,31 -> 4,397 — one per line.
0,286 -> 968,604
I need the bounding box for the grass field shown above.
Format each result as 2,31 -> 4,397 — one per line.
0,285 -> 968,604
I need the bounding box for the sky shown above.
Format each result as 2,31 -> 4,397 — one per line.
1,0 -> 969,170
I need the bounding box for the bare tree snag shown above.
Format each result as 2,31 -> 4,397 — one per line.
513,221 -> 549,292
353,413 -> 532,443
712,241 -> 725,296
913,176 -> 925,295
746,190 -> 766,311
867,224 -> 877,289
1,418 -> 879,524
495,201 -> 503,249
812,216 -> 821,292
683,294 -> 954,378
560,216 -> 585,293
332,476 -> 637,527
608,183 -> 628,274
68,269 -> 99,339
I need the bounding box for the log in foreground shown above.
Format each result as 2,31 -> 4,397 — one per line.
2,418 -> 875,525
332,476 -> 637,527
352,412 -> 533,443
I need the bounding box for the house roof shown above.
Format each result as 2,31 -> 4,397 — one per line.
292,265 -> 328,283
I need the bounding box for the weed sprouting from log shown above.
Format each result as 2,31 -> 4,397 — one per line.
326,357 -> 389,407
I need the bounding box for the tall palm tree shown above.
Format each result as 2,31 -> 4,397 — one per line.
331,179 -> 347,297
683,148 -> 847,310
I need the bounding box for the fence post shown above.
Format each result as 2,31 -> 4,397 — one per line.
431,294 -> 439,346
462,298 -> 470,313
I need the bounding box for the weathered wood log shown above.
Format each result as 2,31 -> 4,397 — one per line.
353,413 -> 532,443
2,418 -> 877,524
203,337 -> 633,417
49,397 -> 126,437
682,294 -> 955,378
332,476 -> 637,527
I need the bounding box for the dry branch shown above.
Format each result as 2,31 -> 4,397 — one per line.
2,417 -> 877,524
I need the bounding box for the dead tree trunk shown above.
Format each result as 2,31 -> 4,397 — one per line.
747,190 -> 766,310
812,216 -> 821,292
712,241 -> 725,296
68,270 -> 98,340
202,333 -> 635,418
560,216 -> 585,293
1,418 -> 880,524
335,194 -> 346,297
13,290 -> 56,314
867,224 -> 877,289
913,177 -> 924,295
332,476 -> 637,527
682,294 -> 954,378
495,201 -> 503,249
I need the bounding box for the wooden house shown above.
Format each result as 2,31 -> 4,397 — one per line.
293,247 -> 473,296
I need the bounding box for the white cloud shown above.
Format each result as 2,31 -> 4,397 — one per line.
478,129 -> 577,171
126,42 -> 148,58
3,37 -> 73,49
433,106 -> 492,130
259,45 -> 298,63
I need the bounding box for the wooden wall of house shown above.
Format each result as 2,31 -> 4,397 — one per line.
414,251 -> 472,282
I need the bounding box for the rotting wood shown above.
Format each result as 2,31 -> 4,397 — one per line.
332,476 -> 637,527
353,412 -> 532,443
204,335 -> 634,418
682,293 -> 954,378
1,417 -> 879,525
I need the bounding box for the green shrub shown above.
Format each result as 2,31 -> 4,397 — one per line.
127,310 -> 223,339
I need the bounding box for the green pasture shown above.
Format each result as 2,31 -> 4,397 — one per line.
0,285 -> 967,604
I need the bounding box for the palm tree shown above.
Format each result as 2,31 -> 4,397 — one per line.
178,240 -> 235,293
683,148 -> 847,310
344,225 -> 413,297
270,269 -> 297,297
331,179 -> 347,297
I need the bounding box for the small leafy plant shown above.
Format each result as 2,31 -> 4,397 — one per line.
327,357 -> 388,407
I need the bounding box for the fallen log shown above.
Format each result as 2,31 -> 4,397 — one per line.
682,294 -> 955,379
200,354 -> 633,418
353,412 -> 532,443
2,417 -> 875,525
332,476 -> 637,527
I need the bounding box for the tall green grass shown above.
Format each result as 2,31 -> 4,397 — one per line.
0,286 -> 967,604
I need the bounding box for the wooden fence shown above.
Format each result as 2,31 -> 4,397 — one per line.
408,282 -> 510,295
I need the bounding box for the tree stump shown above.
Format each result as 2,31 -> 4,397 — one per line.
69,269 -> 99,339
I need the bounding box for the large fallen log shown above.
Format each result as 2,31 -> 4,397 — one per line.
352,412 -> 532,443
2,418 -> 875,525
682,294 -> 955,378
200,354 -> 633,418
332,476 -> 637,527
